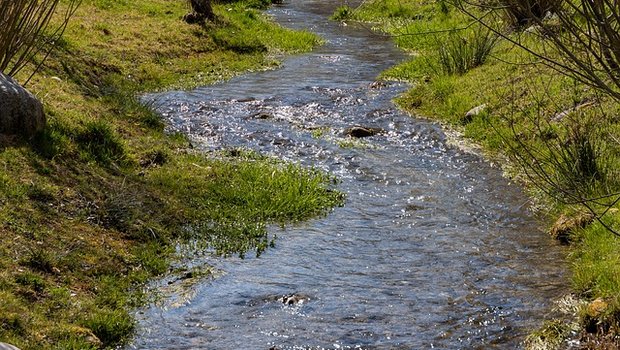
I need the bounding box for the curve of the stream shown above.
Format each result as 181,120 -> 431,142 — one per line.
128,2 -> 568,349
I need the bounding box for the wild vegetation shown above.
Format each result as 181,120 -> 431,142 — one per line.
0,0 -> 81,79
0,0 -> 341,349
337,0 -> 620,347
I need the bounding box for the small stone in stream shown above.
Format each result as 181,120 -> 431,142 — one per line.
280,293 -> 309,306
405,204 -> 425,211
250,112 -> 273,120
345,126 -> 383,138
181,271 -> 194,280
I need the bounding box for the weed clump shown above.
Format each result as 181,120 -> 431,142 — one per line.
75,120 -> 127,165
20,248 -> 57,274
332,5 -> 354,20
82,309 -> 134,347
435,29 -> 498,75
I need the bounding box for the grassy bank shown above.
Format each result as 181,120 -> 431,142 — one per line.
0,1 -> 343,349
337,0 -> 620,347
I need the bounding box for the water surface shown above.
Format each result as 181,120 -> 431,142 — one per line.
129,2 -> 567,349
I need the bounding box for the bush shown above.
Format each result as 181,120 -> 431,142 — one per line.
0,0 -> 81,79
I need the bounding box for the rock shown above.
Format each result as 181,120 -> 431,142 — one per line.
85,333 -> 103,348
462,104 -> 487,124
250,112 -> 273,120
549,211 -> 595,244
552,100 -> 595,122
586,298 -> 608,318
344,126 -> 383,138
369,81 -> 387,89
405,204 -> 425,212
0,72 -> 45,138
0,342 -> 21,350
279,293 -> 310,306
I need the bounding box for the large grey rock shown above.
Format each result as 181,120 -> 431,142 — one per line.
0,72 -> 45,137
0,342 -> 21,350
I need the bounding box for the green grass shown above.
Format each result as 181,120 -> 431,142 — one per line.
344,0 -> 620,345
0,1 -> 342,349
146,152 -> 344,257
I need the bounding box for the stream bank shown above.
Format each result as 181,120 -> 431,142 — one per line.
347,0 -> 620,348
0,1 -> 340,349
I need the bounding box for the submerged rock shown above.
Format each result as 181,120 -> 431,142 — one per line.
250,112 -> 273,120
0,72 -> 45,138
369,80 -> 387,89
344,126 -> 383,138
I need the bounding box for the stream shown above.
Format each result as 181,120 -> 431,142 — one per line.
128,2 -> 568,349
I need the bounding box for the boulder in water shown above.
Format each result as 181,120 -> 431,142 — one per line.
0,72 -> 45,138
344,126 -> 383,138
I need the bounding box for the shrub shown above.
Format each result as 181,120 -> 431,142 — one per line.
0,0 -> 81,79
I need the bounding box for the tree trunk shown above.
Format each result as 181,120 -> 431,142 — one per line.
184,0 -> 214,24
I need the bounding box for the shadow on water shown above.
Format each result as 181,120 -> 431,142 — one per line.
129,1 -> 568,349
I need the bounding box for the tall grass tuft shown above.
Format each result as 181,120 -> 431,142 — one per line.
435,28 -> 498,75
331,5 -> 354,20
0,0 -> 81,80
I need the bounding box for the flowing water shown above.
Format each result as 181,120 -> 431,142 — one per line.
129,2 -> 568,349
